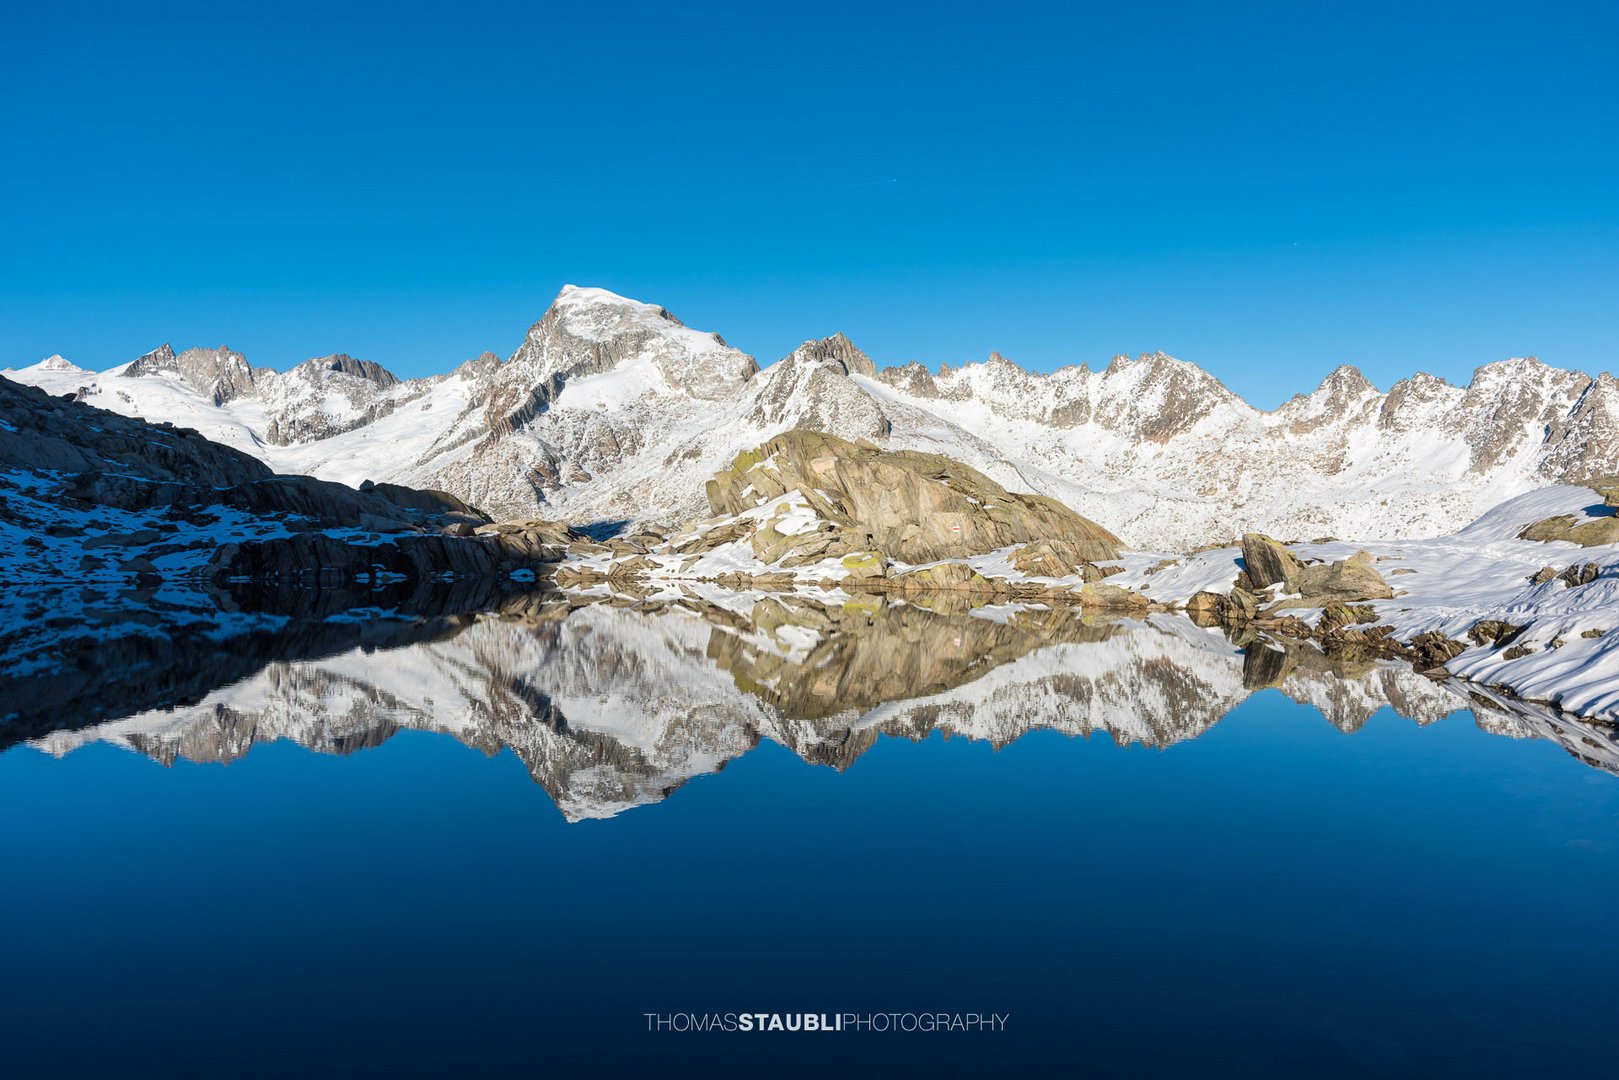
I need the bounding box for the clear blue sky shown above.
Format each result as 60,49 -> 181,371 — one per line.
3,0 -> 1614,407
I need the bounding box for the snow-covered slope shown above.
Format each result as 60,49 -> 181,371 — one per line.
1100,484 -> 1619,720
10,285 -> 1616,550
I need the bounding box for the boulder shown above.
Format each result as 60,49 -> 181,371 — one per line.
751,522 -> 833,566
1319,602 -> 1378,632
839,551 -> 888,580
1288,550 -> 1394,602
1409,631 -> 1466,672
606,555 -> 654,582
1226,587 -> 1261,619
1240,533 -> 1302,589
1559,562 -> 1600,587
1468,619 -> 1524,646
672,519 -> 753,553
474,519 -> 579,562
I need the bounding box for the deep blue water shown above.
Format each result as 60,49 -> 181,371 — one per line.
3,688 -> 1617,1078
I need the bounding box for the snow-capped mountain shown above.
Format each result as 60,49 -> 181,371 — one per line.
9,285 -> 1616,550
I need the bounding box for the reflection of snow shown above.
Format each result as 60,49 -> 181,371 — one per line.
28,599 -> 1618,823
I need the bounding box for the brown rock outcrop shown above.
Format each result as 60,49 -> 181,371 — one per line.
705,430 -> 1121,566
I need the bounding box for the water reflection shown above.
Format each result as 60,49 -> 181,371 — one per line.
8,585 -> 1618,819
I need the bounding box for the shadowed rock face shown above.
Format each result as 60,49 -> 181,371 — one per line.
15,589 -> 1618,821
0,374 -> 469,530
0,374 -> 563,592
706,429 -> 1121,565
1,373 -> 271,484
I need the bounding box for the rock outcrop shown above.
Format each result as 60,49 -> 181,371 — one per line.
1010,538 -> 1108,578
1240,533 -> 1303,589
706,429 -> 1121,566
1,374 -> 270,484
1521,507 -> 1619,547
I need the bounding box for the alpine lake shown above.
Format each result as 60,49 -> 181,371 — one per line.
3,582 -> 1617,1078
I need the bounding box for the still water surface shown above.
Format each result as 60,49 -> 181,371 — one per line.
2,596 -> 1616,1077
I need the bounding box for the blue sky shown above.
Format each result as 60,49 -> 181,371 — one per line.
2,0 -> 1614,407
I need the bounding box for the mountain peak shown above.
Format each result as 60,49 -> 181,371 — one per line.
1317,364 -> 1375,396
525,285 -> 732,354
133,343 -> 176,368
485,286 -> 759,433
555,283 -> 637,305
124,343 -> 257,405
1466,355 -> 1584,388
296,353 -> 400,388
1103,350 -> 1185,373
805,331 -> 876,377
125,344 -> 179,376
548,283 -> 713,336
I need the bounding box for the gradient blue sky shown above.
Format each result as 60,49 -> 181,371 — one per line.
2,0 -> 1614,406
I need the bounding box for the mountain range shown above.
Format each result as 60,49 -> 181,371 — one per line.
9,285 -> 1617,551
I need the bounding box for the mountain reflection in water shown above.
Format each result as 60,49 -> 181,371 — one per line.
9,587 -> 1619,819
